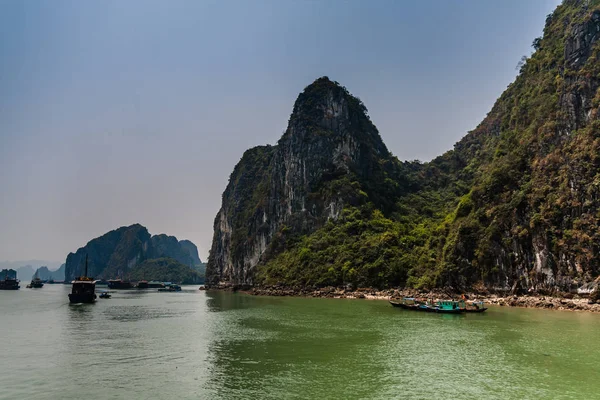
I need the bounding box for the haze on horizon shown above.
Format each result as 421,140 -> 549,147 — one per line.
0,0 -> 561,262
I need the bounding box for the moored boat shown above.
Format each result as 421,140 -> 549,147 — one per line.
158,284 -> 182,292
136,280 -> 149,289
389,297 -> 436,312
434,300 -> 466,314
390,298 -> 466,314
0,276 -> 20,290
107,279 -> 133,289
29,272 -> 44,288
68,255 -> 96,304
99,291 -> 111,299
465,301 -> 487,313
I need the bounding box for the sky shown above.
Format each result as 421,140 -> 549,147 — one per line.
0,0 -> 561,263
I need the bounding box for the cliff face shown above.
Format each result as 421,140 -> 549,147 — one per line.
64,224 -> 200,280
208,1 -> 600,293
437,2 -> 600,293
207,78 -> 403,285
178,239 -> 202,265
150,235 -> 198,267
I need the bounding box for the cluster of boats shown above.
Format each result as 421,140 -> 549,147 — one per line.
389,297 -> 487,314
68,258 -> 184,303
69,279 -> 182,303
0,273 -> 45,290
0,256 -> 186,303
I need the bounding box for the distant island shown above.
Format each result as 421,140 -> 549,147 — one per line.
65,224 -> 203,284
0,262 -> 64,281
34,264 -> 65,281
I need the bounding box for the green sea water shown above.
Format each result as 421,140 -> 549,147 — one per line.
1,285 -> 599,399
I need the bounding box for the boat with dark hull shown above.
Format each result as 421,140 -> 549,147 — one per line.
0,276 -> 20,290
158,284 -> 181,292
107,279 -> 133,290
390,298 -> 467,314
28,272 -> 44,288
68,255 -> 96,304
136,280 -> 165,289
136,280 -> 149,289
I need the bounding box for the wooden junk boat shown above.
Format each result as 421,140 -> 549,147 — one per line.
0,275 -> 20,290
68,255 -> 96,304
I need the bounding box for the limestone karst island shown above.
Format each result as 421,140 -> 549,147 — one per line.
2,1 -> 600,399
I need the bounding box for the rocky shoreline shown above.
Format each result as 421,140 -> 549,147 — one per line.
205,285 -> 600,313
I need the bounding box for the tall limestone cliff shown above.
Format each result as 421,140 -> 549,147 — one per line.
65,224 -> 200,280
179,239 -> 202,265
208,0 -> 600,293
434,0 -> 600,293
207,77 -> 405,285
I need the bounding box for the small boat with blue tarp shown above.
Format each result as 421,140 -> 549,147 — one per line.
435,300 -> 466,314
390,298 -> 467,314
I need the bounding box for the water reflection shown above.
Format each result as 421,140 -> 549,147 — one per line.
204,290 -> 266,312
203,294 -> 388,399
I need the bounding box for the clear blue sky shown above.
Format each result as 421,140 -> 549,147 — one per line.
0,0 -> 561,262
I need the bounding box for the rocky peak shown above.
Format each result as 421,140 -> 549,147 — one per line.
207,77 -> 401,286
283,76 -> 389,158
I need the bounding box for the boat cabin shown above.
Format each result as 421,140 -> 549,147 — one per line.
437,300 -> 466,311
71,277 -> 96,295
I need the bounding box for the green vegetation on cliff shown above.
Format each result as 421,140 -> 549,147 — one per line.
129,258 -> 203,284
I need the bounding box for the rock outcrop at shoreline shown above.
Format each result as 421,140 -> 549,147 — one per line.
208,284 -> 600,312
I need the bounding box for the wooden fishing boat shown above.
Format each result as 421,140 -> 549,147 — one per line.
390,298 -> 467,314
390,298 -> 435,312
434,300 -> 466,314
465,301 -> 488,313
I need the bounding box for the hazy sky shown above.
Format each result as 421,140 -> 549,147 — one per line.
0,0 -> 561,262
